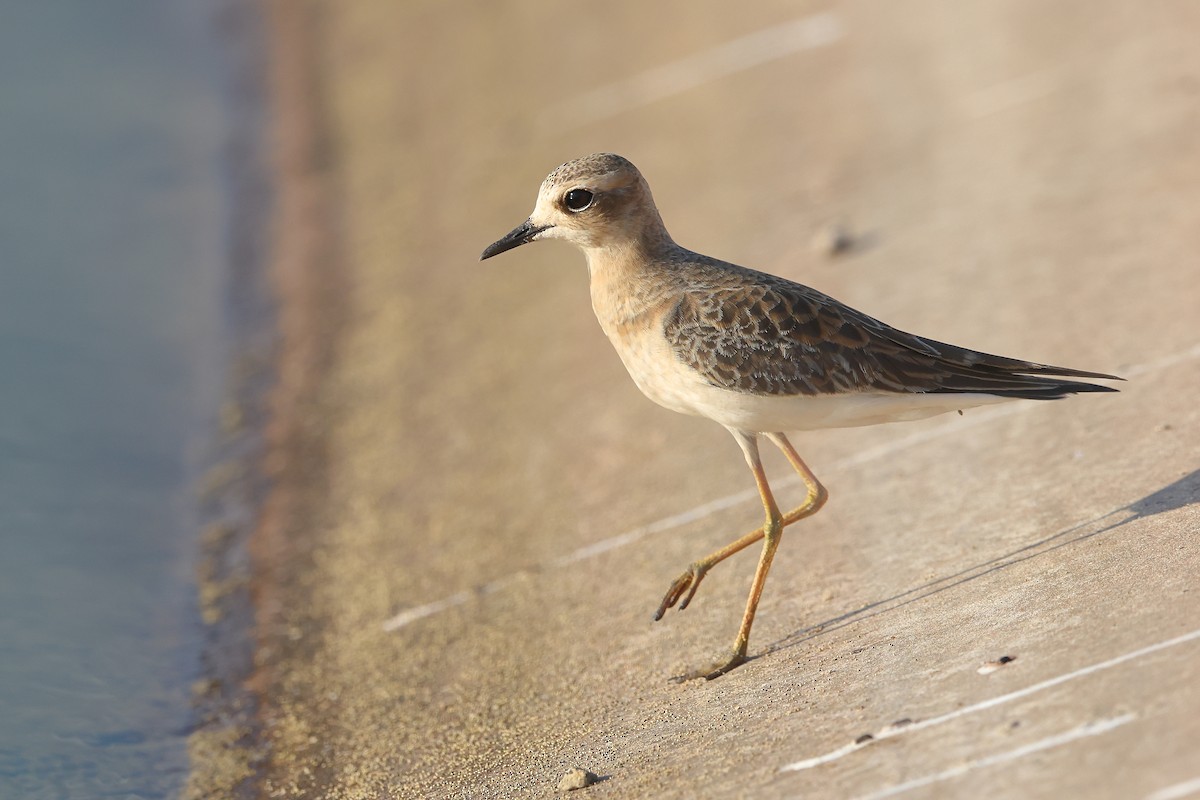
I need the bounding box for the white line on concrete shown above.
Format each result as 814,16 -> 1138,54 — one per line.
380,401 -> 1025,632
780,627 -> 1200,772
382,340 -> 1197,632
553,487 -> 759,566
382,590 -> 473,632
1121,339 -> 1200,379
539,13 -> 844,130
964,69 -> 1062,118
1147,776 -> 1200,800
854,714 -> 1137,800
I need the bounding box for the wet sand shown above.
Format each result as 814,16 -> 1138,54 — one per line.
190,1 -> 1200,797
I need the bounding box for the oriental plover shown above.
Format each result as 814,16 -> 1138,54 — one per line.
481,153 -> 1119,680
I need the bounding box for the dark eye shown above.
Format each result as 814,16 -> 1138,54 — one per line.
564,188 -> 594,212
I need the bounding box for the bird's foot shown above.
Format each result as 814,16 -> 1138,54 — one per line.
670,650 -> 749,683
653,562 -> 711,620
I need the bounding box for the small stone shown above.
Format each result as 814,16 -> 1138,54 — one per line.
854,733 -> 874,745
978,655 -> 1017,675
811,222 -> 855,257
558,768 -> 599,792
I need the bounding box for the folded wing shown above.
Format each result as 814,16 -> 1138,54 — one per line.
662,268 -> 1120,400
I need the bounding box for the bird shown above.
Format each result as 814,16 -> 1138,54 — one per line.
480,153 -> 1120,680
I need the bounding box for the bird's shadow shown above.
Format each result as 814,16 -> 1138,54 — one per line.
764,468 -> 1200,656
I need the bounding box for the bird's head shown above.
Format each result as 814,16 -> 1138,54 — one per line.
480,153 -> 669,261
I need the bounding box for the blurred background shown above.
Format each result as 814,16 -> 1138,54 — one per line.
2,1 -> 1197,798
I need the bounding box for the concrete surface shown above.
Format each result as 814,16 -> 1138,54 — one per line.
191,1 -> 1200,797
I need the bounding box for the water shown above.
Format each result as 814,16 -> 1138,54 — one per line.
0,2 -> 246,796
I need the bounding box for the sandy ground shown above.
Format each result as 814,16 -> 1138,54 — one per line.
190,1 -> 1200,797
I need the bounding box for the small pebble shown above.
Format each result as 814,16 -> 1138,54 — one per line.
811,222 -> 855,257
978,655 -> 1017,675
558,768 -> 599,792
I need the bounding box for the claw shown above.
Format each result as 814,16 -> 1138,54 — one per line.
669,651 -> 750,682
653,563 -> 709,621
678,569 -> 705,610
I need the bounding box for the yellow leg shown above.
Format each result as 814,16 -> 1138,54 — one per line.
663,431 -> 828,681
655,432 -> 827,619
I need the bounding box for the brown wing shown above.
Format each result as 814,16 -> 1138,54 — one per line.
662,267 -> 1119,399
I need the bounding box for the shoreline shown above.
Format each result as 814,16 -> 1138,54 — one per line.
185,0 -> 344,795
0,2 -> 259,795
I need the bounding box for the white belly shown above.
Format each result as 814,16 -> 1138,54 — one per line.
605,322 -> 1010,433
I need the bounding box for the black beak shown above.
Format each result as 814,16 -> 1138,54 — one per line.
480,219 -> 549,261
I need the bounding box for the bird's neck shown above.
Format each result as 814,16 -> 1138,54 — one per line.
585,234 -> 685,330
